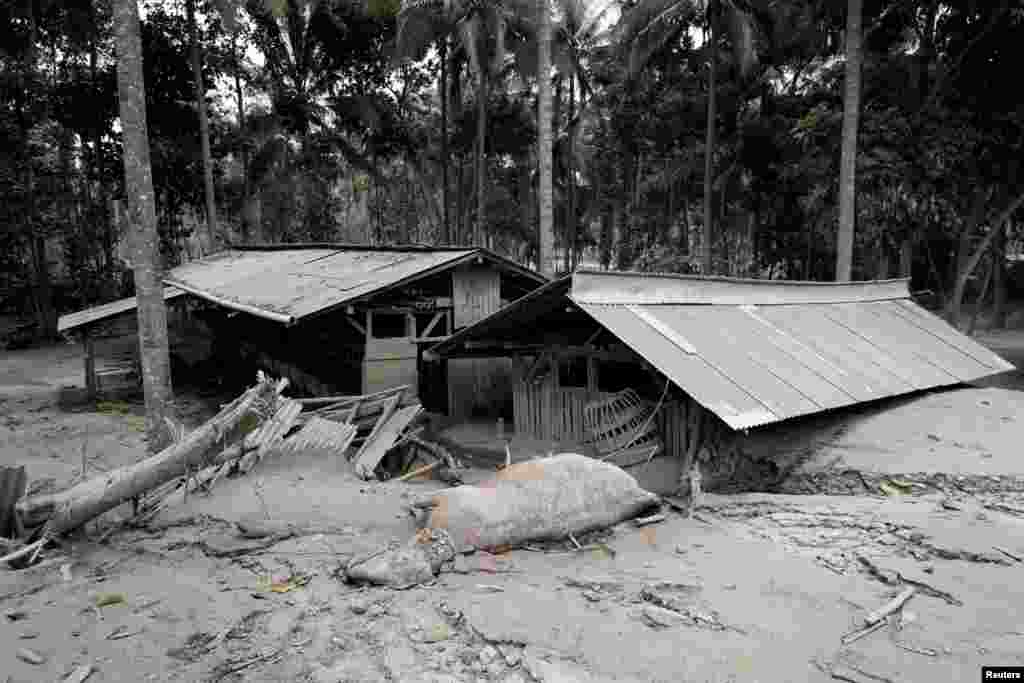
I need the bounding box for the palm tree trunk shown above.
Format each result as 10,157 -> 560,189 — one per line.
113,0 -> 173,453
439,37 -> 451,245
187,0 -> 218,255
701,10 -> 717,276
993,220 -> 1008,328
233,36 -> 251,242
475,71 -> 488,247
836,0 -> 863,281
566,76 -> 576,272
537,0 -> 555,277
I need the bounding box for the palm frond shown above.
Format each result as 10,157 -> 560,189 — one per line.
618,0 -> 700,77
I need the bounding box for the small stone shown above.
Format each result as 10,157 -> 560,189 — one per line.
479,645 -> 498,665
642,605 -> 686,628
18,631 -> 39,639
349,601 -> 369,615
927,433 -> 941,442
503,650 -> 521,667
16,648 -> 45,665
422,623 -> 450,643
723,584 -> 737,590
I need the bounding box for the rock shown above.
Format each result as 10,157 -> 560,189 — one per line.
479,645 -> 499,665
16,647 -> 46,665
349,599 -> 370,615
582,590 -> 602,602
422,623 -> 450,643
18,631 -> 39,639
642,605 -> 687,628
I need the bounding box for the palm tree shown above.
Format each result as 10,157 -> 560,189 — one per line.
537,0 -> 554,275
186,0 -> 218,255
835,0 -> 861,282
618,0 -> 760,275
113,0 -> 173,451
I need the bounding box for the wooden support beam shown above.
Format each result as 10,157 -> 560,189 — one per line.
421,311 -> 445,338
343,315 -> 366,336
83,333 -> 97,400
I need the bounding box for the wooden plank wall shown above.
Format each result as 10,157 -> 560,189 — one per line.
448,265 -> 510,420
512,380 -> 617,442
452,266 -> 500,328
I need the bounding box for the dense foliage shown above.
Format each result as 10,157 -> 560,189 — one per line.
2,0 -> 1022,334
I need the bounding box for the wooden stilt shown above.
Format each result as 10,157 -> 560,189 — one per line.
83,332 -> 97,400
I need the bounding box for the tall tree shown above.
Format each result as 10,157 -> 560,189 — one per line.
537,0 -> 554,276
113,0 -> 173,452
186,0 -> 218,254
835,0 -> 862,282
701,2 -> 717,275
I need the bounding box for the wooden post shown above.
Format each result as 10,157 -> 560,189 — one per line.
83,332 -> 97,400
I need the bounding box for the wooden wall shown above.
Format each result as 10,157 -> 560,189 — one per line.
512,379 -> 615,442
447,264 -> 514,420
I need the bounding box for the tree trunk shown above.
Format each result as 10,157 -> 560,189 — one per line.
836,0 -> 863,282
537,0 -> 555,277
113,0 -> 174,453
440,37 -> 450,245
950,192 -> 1024,326
187,0 -> 218,255
701,13 -> 718,276
475,71 -> 489,247
233,36 -> 250,243
566,75 -> 576,272
15,378 -> 279,536
899,236 -> 913,278
992,220 -> 1008,329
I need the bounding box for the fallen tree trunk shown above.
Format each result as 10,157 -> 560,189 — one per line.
15,375 -> 281,535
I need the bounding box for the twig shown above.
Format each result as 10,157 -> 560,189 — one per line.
894,642 -> 937,657
568,533 -> 582,550
993,546 -> 1022,563
864,587 -> 915,627
633,513 -> 666,527
396,461 -> 439,483
0,537 -> 47,567
209,647 -> 285,682
840,619 -> 887,645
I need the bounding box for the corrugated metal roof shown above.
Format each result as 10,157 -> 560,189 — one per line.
433,271 -> 1015,430
164,246 -> 544,324
58,287 -> 186,334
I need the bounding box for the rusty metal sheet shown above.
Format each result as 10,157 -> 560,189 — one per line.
58,287 -> 186,334
825,302 -> 961,388
889,300 -> 1015,373
578,303 -> 778,429
164,248 -> 480,323
638,306 -> 821,420
571,270 -> 910,305
757,306 -> 915,399
707,306 -> 860,410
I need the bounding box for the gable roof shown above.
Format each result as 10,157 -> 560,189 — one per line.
431,270 -> 1015,430
59,245 -> 546,334
164,245 -> 544,325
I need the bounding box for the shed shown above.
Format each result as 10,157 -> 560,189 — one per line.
429,270 -> 1014,489
58,244 -> 547,416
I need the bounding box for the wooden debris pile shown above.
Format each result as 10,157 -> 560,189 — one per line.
294,384 -> 459,482
2,372 -> 299,569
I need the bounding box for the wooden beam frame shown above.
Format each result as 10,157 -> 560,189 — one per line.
343,315 -> 366,337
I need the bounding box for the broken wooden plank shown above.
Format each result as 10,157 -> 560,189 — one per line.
0,466 -> 27,539
236,399 -> 303,474
278,417 -> 357,458
298,385 -> 408,408
864,587 -> 915,627
353,405 -> 424,480
351,394 -> 401,462
395,461 -> 440,483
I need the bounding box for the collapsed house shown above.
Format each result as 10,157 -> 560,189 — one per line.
427,270 -> 1015,490
57,244 -> 547,418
